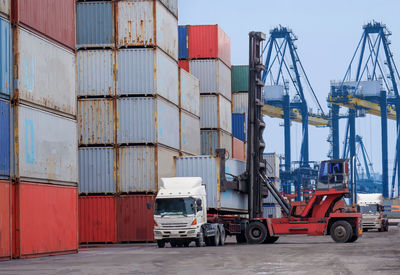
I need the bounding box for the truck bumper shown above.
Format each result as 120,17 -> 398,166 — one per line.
154,229 -> 198,240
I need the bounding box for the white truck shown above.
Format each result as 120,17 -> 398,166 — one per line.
357,193 -> 389,232
153,177 -> 227,248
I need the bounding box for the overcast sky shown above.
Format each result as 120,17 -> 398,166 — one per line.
179,0 -> 400,181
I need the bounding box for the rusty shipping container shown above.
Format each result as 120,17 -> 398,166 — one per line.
188,25 -> 231,68
79,196 -> 117,244
232,92 -> 248,114
200,129 -> 232,157
12,182 -> 78,258
200,95 -> 232,133
11,0 -> 75,50
180,110 -> 200,155
159,0 -> 178,18
117,0 -> 178,61
232,137 -> 245,162
13,27 -> 76,116
117,195 -> 155,242
179,68 -> 200,116
0,180 -> 11,261
0,0 -> 10,17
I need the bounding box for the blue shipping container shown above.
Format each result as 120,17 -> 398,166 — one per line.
0,99 -> 10,177
0,17 -> 10,97
178,25 -> 188,59
76,2 -> 114,48
232,113 -> 246,142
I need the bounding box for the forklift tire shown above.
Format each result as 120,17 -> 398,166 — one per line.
263,236 -> 279,244
246,222 -> 267,244
219,228 -> 226,246
330,220 -> 353,243
236,233 -> 247,244
347,234 -> 358,243
210,228 -> 220,246
157,241 -> 165,248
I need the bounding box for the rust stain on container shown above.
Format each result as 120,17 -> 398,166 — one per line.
0,180 -> 11,261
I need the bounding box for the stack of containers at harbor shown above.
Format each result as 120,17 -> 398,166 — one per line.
179,25 -> 233,156
76,0 -> 183,244
262,153 -> 282,218
4,0 -> 78,259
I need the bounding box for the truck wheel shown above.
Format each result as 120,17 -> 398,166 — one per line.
219,228 -> 226,246
246,222 -> 267,244
210,228 -> 220,246
236,233 -> 247,244
347,234 -> 358,243
157,241 -> 165,248
195,231 -> 205,247
170,241 -> 177,248
263,236 -> 279,244
330,220 -> 353,243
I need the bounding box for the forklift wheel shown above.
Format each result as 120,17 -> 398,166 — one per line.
330,220 -> 353,243
347,234 -> 358,243
236,233 -> 247,244
246,222 -> 267,244
263,236 -> 279,244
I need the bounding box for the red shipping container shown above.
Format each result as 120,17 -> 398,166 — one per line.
0,181 -> 11,261
11,0 -> 75,50
188,25 -> 231,67
232,137 -> 245,161
179,60 -> 189,73
79,196 -> 117,244
12,182 -> 78,258
117,195 -> 155,242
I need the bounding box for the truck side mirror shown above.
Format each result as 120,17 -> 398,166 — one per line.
196,198 -> 202,207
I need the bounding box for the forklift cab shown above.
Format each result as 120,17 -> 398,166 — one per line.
316,160 -> 349,190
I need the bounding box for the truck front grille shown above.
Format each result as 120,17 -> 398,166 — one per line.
161,223 -> 188,228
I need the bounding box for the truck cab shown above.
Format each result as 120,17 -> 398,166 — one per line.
357,193 -> 389,232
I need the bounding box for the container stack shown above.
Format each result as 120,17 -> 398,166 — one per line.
262,153 -> 282,218
76,0 -> 186,244
179,25 -> 233,156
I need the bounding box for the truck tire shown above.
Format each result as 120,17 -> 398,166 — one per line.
157,241 -> 165,248
263,236 -> 279,244
246,221 -> 267,244
330,220 -> 353,243
210,228 -> 220,246
219,228 -> 226,246
236,233 -> 247,244
195,231 -> 205,247
170,241 -> 177,247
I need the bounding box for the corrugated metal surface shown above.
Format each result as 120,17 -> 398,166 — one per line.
119,145 -> 179,193
79,147 -> 115,194
232,113 -> 245,142
262,204 -> 281,218
200,129 -> 232,157
78,196 -> 117,244
0,0 -> 10,17
76,2 -> 114,48
0,180 -> 11,260
232,92 -> 248,113
77,50 -> 115,97
180,110 -> 200,155
175,156 -> 247,212
15,27 -> 76,115
159,0 -> 178,18
117,48 -> 179,105
179,68 -> 199,116
12,0 -> 75,50
232,137 -> 245,162
200,95 -> 232,133
189,59 -> 232,100
263,153 -> 280,178
188,25 -> 231,67
263,180 -> 281,203
117,0 -> 178,61
0,99 -> 9,177
117,195 -> 155,242
232,65 -> 249,92
117,97 -> 179,149
15,105 -> 78,184
13,182 -> 78,258
78,99 -> 114,145
178,25 -> 188,59
178,60 -> 189,72
0,17 -> 10,97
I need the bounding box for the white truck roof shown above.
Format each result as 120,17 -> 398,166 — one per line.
357,193 -> 383,206
157,177 -> 206,198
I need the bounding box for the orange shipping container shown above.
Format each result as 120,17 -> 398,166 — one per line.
12,182 -> 78,258
0,180 -> 11,261
232,137 -> 245,161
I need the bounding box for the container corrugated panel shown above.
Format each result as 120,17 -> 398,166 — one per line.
0,18 -> 10,97
15,27 -> 76,116
189,59 -> 232,100
77,50 -> 115,97
15,105 -> 78,185
263,180 -> 281,203
175,156 -> 247,212
117,195 -> 155,242
0,99 -> 10,177
179,68 -> 200,116
0,180 -> 11,260
232,137 -> 245,162
263,153 -> 280,178
178,25 -> 188,59
119,145 -> 179,193
0,0 -> 10,17
117,97 -> 179,150
117,0 -> 178,61
78,196 -> 117,244
117,48 -> 178,105
178,60 -> 189,73
159,0 -> 178,18
180,110 -> 200,155
78,99 -> 114,145
79,147 -> 115,194
262,204 -> 281,218
200,129 -> 232,157
232,65 -> 249,92
12,182 -> 78,258
232,92 -> 248,113
188,25 -> 231,68
12,0 -> 75,50
200,95 -> 232,133
232,113 -> 245,141
76,2 -> 114,49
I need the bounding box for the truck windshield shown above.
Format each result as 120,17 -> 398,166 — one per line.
360,205 -> 379,214
154,198 -> 195,216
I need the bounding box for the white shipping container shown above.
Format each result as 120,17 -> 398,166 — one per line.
0,0 -> 9,17
200,129 -> 232,157
263,85 -> 285,101
14,27 -> 76,116
179,68 -> 200,117
233,92 -> 248,114
263,153 -> 280,178
200,95 -> 232,133
117,0 -> 178,61
180,110 -> 200,155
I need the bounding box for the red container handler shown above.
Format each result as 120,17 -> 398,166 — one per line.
179,60 -> 189,73
12,182 -> 78,259
117,195 -> 155,242
188,25 -> 231,68
0,180 -> 11,261
11,0 -> 76,50
78,196 -> 117,244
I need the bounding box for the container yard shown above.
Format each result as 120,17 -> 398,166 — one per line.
1,0 -> 400,274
